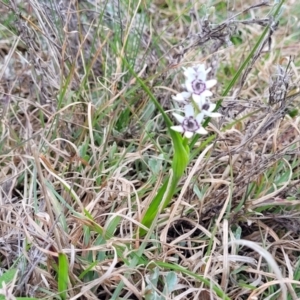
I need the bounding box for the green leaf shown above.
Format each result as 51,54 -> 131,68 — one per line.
148,267 -> 160,287
287,108 -> 299,118
58,253 -> 68,300
0,268 -> 17,289
78,260 -> 99,280
163,271 -> 177,295
154,261 -> 230,300
149,155 -> 163,176
171,134 -> 189,178
0,269 -> 38,300
105,215 -> 122,238
121,56 -> 190,236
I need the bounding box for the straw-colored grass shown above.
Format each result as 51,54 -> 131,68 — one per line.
0,0 -> 300,299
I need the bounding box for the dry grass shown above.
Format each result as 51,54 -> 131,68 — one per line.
0,0 -> 300,299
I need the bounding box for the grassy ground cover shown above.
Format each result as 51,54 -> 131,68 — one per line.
0,0 -> 300,299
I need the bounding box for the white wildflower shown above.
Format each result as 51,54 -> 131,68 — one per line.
195,95 -> 222,118
183,64 -> 217,102
171,104 -> 208,138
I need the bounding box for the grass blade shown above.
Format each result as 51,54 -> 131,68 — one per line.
58,253 -> 69,300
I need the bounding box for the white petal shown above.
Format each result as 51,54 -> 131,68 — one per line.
207,103 -> 216,112
196,65 -> 212,81
204,67 -> 212,74
202,90 -> 213,97
184,104 -> 194,117
172,113 -> 185,123
196,112 -> 204,122
205,79 -> 217,89
183,67 -> 197,80
192,94 -> 206,105
172,91 -> 191,102
184,131 -> 194,138
207,112 -> 222,118
197,72 -> 206,81
182,67 -> 189,75
171,125 -> 184,133
185,80 -> 194,93
196,127 -> 208,135
194,64 -> 206,73
172,95 -> 184,102
181,91 -> 192,98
